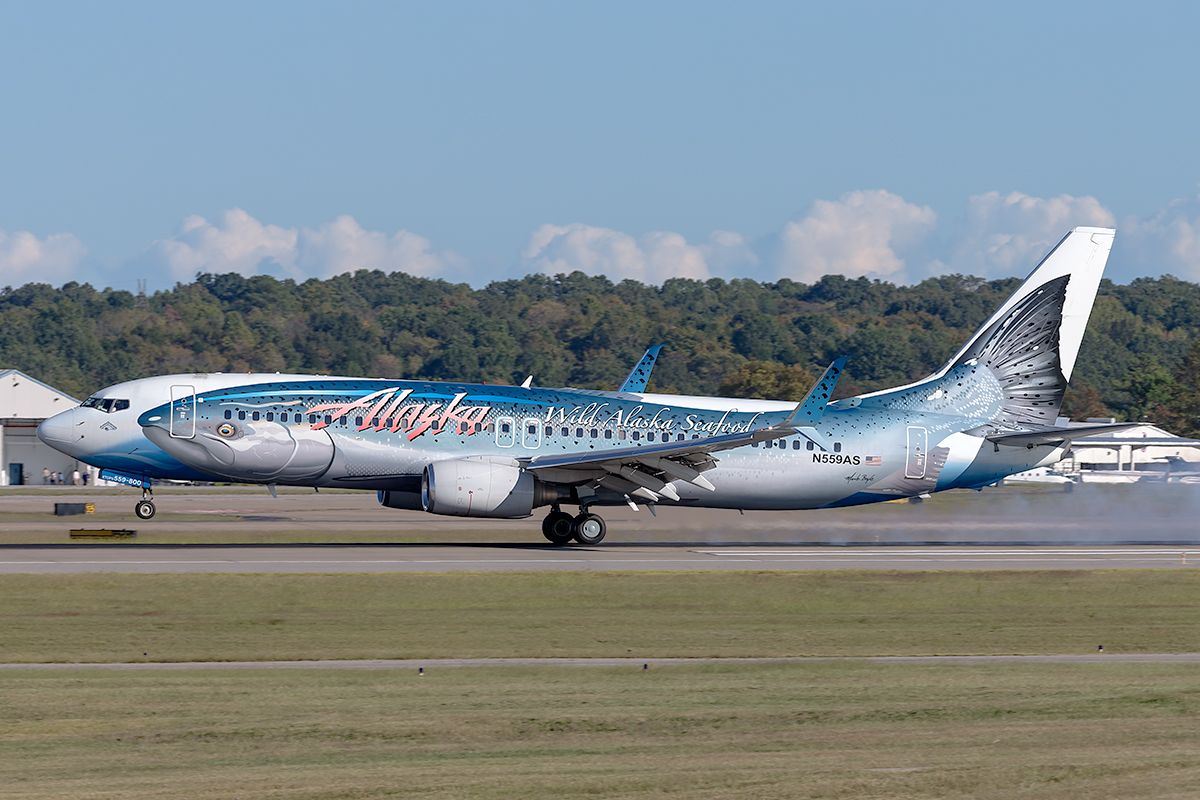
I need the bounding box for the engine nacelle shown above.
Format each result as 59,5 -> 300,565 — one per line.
421,457 -> 557,518
376,489 -> 423,510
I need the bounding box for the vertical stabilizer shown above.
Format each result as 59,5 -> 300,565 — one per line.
853,227 -> 1115,430
945,227 -> 1114,383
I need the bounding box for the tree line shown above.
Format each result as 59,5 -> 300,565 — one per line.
2,269 -> 1197,435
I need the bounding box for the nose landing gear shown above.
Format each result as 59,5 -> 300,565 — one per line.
134,487 -> 156,520
540,507 -> 607,546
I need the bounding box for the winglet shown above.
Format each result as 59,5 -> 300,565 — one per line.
619,344 -> 664,393
779,357 -> 847,429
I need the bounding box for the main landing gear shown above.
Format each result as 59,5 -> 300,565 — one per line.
134,486 -> 156,520
541,507 -> 607,546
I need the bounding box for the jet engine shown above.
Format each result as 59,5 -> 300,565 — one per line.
421,457 -> 566,518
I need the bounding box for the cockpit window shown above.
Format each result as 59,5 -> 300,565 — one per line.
80,397 -> 130,413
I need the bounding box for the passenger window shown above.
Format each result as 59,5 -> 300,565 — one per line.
604,429 -> 613,440
527,424 -> 537,435
294,413 -> 302,423
589,429 -> 598,439
677,433 -> 685,441
224,410 -> 232,419
619,430 -> 627,440
545,426 -> 553,437
266,412 -> 274,421
309,415 -> 317,424
238,411 -> 246,420
632,431 -> 640,441
355,417 -> 364,427
834,442 -> 842,452
561,427 -> 569,437
807,441 -> 815,451
252,411 -> 260,421
495,416 -> 515,448
575,427 -> 584,438
752,441 -> 759,448
648,432 -> 656,442
792,440 -> 801,450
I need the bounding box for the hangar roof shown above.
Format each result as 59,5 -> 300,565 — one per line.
0,369 -> 79,421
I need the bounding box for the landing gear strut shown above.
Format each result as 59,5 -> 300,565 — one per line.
541,508 -> 574,545
134,486 -> 156,520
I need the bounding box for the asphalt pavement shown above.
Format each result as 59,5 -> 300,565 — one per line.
1,544 -> 1198,573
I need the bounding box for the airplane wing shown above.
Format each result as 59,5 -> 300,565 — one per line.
985,422 -> 1140,448
618,344 -> 664,393
526,358 -> 846,502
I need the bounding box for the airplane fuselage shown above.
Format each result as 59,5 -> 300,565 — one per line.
46,373 -> 1061,512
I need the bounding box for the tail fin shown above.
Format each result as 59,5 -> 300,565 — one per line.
942,226 -> 1115,385
854,227 -> 1115,429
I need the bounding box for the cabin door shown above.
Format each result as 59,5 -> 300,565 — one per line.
169,384 -> 196,439
904,425 -> 928,479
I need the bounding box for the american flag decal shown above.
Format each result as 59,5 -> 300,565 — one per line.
864,455 -> 882,466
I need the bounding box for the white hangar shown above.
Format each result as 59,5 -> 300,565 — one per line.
0,369 -> 92,486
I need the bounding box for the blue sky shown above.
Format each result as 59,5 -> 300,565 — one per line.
2,1 -> 1199,290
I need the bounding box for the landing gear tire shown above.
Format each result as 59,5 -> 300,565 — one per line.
542,510 -> 575,545
134,500 -> 156,520
571,512 -> 606,546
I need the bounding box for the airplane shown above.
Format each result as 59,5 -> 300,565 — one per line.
38,227 -> 1131,545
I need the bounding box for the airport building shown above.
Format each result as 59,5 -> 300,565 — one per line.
1052,420 -> 1200,483
0,369 -> 94,486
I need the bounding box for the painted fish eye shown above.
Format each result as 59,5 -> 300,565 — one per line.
216,422 -> 237,438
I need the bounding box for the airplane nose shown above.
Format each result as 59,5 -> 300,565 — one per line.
38,409 -> 79,448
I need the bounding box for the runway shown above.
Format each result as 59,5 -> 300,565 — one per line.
1,544 -> 1198,573
2,653 -> 1198,670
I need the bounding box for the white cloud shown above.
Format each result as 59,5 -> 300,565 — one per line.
943,191 -> 1116,277
295,215 -> 463,278
522,223 -> 713,283
1122,195 -> 1200,280
774,190 -> 937,282
701,230 -> 760,276
0,228 -> 86,286
155,209 -> 295,280
152,209 -> 461,281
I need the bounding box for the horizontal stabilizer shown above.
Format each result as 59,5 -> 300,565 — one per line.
986,422 -> 1139,448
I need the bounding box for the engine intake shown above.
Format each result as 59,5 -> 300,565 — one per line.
421,457 -> 565,518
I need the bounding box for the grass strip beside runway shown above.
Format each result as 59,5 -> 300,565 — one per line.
3,662 -> 1199,800
2,570 -> 1198,662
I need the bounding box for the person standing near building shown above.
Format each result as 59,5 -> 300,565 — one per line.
71,469 -> 81,486
41,467 -> 49,484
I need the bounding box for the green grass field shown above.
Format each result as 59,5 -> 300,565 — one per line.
4,662 -> 1199,799
2,571 -> 1198,663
